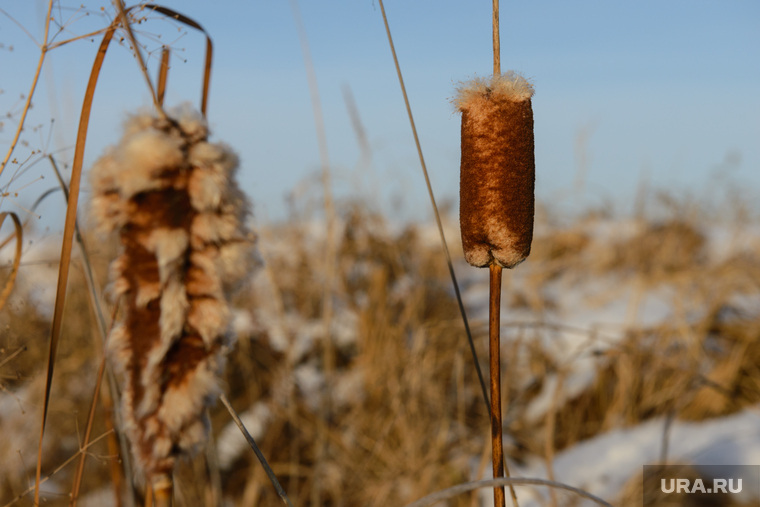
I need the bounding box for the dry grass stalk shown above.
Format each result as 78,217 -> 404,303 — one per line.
113,0 -> 165,120
0,1 -> 53,180
134,4 -> 214,117
47,154 -> 128,505
376,0 -> 490,412
1,430 -> 116,507
71,330 -> 115,507
0,212 -> 22,312
4,192 -> 757,505
89,106 -> 253,494
288,2 -> 339,502
404,477 -> 613,507
35,23 -> 118,505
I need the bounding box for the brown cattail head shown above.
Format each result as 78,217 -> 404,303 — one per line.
90,105 -> 254,484
455,72 -> 535,268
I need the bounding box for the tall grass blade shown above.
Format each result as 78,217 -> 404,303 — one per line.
376,0 -> 489,411
34,23 -> 116,506
70,302 -> 120,507
141,4 -> 214,116
49,155 -> 128,506
47,156 -> 108,342
219,393 -> 294,507
0,212 -> 22,312
113,0 -> 165,118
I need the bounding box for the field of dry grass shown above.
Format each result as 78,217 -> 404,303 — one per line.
1,2 -> 759,507
2,192 -> 760,506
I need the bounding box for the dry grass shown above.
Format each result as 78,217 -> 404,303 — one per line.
1,3 -> 759,506
2,194 -> 760,506
218,205 -> 485,506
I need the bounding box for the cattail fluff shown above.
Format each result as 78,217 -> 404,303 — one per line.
90,106 -> 253,485
455,72 -> 535,268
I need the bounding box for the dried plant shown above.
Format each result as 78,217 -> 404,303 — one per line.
455,66 -> 536,507
455,71 -> 535,270
89,106 -> 253,496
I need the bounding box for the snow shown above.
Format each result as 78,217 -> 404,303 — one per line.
456,216 -> 760,505
1,233 -> 61,318
4,212 -> 760,505
501,408 -> 760,506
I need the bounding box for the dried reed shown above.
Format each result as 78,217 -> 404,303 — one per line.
455,50 -> 535,507
89,106 -> 253,497
0,212 -> 22,312
376,0 -> 489,416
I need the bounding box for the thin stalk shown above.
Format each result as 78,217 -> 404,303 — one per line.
544,370 -> 565,507
51,154 -> 133,505
219,393 -> 294,507
288,2 -> 337,504
157,47 -> 170,106
376,0 -> 490,411
35,24 -> 117,506
288,0 -> 337,375
489,263 -> 505,507
0,345 -> 25,369
151,476 -> 172,507
138,4 -> 214,117
112,0 -> 166,119
403,477 -> 614,507
0,0 -> 54,180
47,27 -> 111,51
0,212 -> 22,313
70,300 -> 121,507
70,332 -> 110,505
492,0 -> 500,76
491,3 -> 519,505
2,431 -> 115,507
47,156 -> 109,345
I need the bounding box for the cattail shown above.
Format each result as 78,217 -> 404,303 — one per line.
89,105 -> 253,491
456,70 -> 534,507
455,71 -> 535,269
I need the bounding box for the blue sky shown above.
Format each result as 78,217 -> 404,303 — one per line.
1,0 -> 759,226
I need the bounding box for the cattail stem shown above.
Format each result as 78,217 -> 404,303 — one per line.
490,4 -> 520,506
492,0 -> 500,77
489,263 -> 505,507
151,476 -> 172,507
457,72 -> 531,507
490,5 -> 504,506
